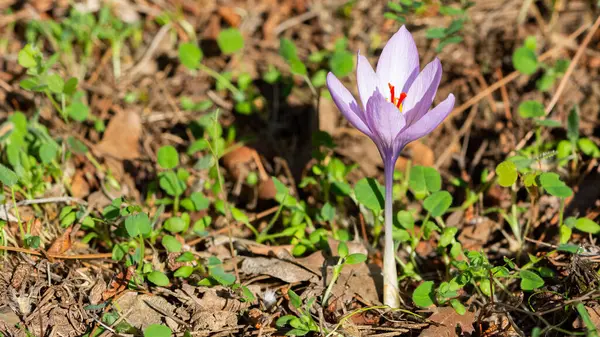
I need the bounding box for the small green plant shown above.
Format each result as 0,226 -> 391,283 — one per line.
512,36 -> 570,91
96,6 -> 141,79
156,145 -> 187,212
322,242 -> 367,305
276,289 -> 319,336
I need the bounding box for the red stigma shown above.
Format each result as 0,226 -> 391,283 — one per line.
388,83 -> 407,109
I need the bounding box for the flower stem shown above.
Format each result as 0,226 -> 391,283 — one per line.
383,159 -> 401,308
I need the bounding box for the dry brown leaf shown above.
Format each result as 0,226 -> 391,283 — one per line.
222,146 -> 254,180
96,108 -> 141,160
102,266 -> 135,301
420,307 -> 476,337
217,6 -> 241,27
71,171 -> 90,199
396,141 -> 435,171
115,292 -> 177,330
47,226 -> 73,255
458,218 -> 499,251
240,256 -> 318,283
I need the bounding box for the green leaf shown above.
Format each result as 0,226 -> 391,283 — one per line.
512,47 -> 538,75
289,58 -> 307,76
426,27 -> 447,39
279,38 -> 298,61
125,213 -> 152,237
63,77 -> 78,95
217,28 -> 244,54
495,161 -> 518,187
147,271 -> 170,287
188,192 -> 210,211
39,142 -> 58,165
345,253 -> 367,265
450,299 -> 466,315
539,172 -> 572,198
288,289 -> 302,309
18,45 -> 37,68
354,178 -> 384,212
445,19 -> 464,35
567,106 -> 580,144
67,101 -> 89,122
144,324 -> 172,337
575,218 -> 600,234
396,210 -> 414,230
67,136 -> 88,154
174,266 -> 194,278
337,241 -> 348,258
518,100 -> 544,118
423,191 -> 452,217
46,74 -> 64,94
210,266 -> 236,285
164,217 -> 186,233
439,227 -> 458,247
178,42 -> 203,70
0,163 -> 18,187
320,202 -> 336,222
554,59 -> 570,74
436,36 -> 463,52
536,72 -> 555,91
534,119 -> 562,128
519,270 -> 544,291
409,165 -> 441,196
412,281 -> 435,307
576,303 -> 600,337
159,171 -> 186,196
578,138 -> 600,157
162,235 -> 182,252
329,51 -> 354,77
177,252 -> 196,262
524,36 -> 537,51
157,145 -> 179,169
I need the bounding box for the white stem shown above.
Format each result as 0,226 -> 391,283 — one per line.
383,159 -> 400,308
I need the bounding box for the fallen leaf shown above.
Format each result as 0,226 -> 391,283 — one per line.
420,307 -> 476,337
217,6 -> 241,27
222,146 -> 255,180
240,256 -> 318,283
70,171 -> 90,199
96,108 -> 141,160
192,311 -> 237,331
102,266 -> 135,301
47,226 -> 73,255
115,292 -> 177,330
458,218 -> 499,251
396,141 -> 435,171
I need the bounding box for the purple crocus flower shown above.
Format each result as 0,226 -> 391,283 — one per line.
326,26 -> 455,308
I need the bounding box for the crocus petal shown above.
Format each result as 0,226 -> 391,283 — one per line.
401,58 -> 442,126
397,94 -> 455,146
357,52 -> 380,110
365,90 -> 406,150
376,26 -> 420,94
326,72 -> 372,137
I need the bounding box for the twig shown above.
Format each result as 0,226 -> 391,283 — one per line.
275,11 -> 319,36
126,23 -> 171,78
16,196 -> 87,206
495,68 -> 513,128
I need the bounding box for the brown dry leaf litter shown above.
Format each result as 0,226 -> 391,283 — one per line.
419,306 -> 476,337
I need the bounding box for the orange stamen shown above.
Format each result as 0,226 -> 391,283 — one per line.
388,83 -> 407,110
